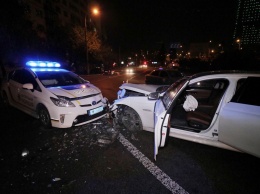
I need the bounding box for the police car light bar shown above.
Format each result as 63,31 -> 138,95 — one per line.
26,61 -> 61,68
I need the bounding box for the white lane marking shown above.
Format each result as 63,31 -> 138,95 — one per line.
117,133 -> 188,194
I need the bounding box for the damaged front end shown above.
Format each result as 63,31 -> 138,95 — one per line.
109,103 -> 143,133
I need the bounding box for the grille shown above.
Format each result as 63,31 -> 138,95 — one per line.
73,106 -> 108,126
80,100 -> 101,107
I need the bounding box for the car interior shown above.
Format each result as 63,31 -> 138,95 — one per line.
169,79 -> 229,132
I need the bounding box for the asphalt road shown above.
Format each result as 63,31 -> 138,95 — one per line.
1,69 -> 260,194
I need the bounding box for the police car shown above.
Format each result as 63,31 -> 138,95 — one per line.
0,61 -> 109,128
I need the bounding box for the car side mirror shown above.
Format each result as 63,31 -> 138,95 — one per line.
148,92 -> 160,100
23,83 -> 34,90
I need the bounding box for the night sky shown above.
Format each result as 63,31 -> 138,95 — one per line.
99,0 -> 238,54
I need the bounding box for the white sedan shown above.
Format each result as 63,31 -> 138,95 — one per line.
1,61 -> 109,128
111,71 -> 260,159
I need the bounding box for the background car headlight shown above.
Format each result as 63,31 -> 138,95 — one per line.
50,96 -> 75,107
126,68 -> 133,73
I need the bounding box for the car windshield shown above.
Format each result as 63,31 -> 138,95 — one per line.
161,78 -> 188,108
36,70 -> 88,87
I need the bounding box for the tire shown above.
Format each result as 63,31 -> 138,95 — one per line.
38,105 -> 52,129
120,105 -> 143,132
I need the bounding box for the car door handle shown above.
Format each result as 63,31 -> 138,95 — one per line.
186,90 -> 196,93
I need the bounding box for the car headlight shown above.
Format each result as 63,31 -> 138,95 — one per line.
126,68 -> 133,73
50,96 -> 75,107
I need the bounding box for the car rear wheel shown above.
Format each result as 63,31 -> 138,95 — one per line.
117,105 -> 143,132
38,105 -> 51,129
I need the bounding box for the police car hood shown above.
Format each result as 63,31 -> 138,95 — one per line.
119,83 -> 169,95
47,83 -> 101,98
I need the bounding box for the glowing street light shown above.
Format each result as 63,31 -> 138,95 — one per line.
92,8 -> 99,15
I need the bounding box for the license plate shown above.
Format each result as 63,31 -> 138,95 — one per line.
88,106 -> 103,116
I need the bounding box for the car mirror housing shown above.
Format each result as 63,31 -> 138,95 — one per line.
148,92 -> 160,100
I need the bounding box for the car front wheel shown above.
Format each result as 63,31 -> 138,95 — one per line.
117,105 -> 143,132
38,105 -> 51,129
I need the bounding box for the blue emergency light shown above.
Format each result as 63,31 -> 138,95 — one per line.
26,61 -> 61,68
30,68 -> 66,72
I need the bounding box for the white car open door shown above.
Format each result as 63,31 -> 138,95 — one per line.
154,79 -> 189,161
154,105 -> 170,161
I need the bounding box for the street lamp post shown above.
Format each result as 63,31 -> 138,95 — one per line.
84,8 -> 99,75
236,39 -> 241,50
84,15 -> 89,74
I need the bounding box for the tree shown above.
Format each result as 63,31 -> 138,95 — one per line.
71,26 -> 101,55
95,45 -> 117,65
71,26 -> 117,71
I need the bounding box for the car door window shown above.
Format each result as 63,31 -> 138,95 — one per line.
160,71 -> 168,78
231,77 -> 260,106
235,78 -> 246,92
12,69 -> 41,91
12,69 -> 26,83
186,79 -> 228,103
151,70 -> 159,76
169,71 -> 182,77
162,78 -> 188,109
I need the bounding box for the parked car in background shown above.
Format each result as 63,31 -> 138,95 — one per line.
103,68 -> 115,75
145,68 -> 183,85
103,68 -> 121,76
111,71 -> 260,159
0,61 -> 109,128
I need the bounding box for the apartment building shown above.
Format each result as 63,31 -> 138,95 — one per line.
233,0 -> 260,50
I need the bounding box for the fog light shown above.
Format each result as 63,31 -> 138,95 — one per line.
60,114 -> 65,124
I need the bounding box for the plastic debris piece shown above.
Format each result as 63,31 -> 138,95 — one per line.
98,139 -> 111,144
21,149 -> 29,157
52,178 -> 61,182
131,134 -> 138,141
92,122 -> 102,125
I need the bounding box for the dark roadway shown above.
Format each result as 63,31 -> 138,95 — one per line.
1,69 -> 260,194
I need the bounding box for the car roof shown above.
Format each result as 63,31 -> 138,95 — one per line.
153,68 -> 179,71
190,70 -> 260,80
